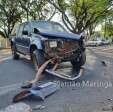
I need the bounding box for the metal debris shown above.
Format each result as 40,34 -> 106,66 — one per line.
107,99 -> 113,101
32,105 -> 46,110
101,61 -> 107,66
13,82 -> 60,102
46,67 -> 85,80
22,59 -> 53,88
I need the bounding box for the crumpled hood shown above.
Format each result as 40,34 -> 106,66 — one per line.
39,31 -> 81,40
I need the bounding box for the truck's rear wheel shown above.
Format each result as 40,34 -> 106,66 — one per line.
11,45 -> 19,60
31,49 -> 45,71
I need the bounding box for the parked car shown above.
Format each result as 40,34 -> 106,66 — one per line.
86,38 -> 102,46
86,37 -> 112,47
101,39 -> 111,45
10,21 -> 86,70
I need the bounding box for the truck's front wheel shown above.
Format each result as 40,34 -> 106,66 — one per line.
11,45 -> 20,60
31,49 -> 45,71
71,52 -> 86,69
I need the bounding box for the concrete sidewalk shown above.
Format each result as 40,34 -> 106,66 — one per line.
0,49 -> 11,61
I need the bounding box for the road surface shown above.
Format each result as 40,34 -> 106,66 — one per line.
0,46 -> 113,112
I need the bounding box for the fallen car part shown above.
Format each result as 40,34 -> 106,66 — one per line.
101,61 -> 107,66
21,59 -> 53,89
13,82 -> 59,102
22,59 -> 85,89
30,59 -> 52,83
46,66 -> 85,81
32,105 -> 46,110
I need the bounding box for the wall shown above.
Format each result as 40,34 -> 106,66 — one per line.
0,37 -> 10,49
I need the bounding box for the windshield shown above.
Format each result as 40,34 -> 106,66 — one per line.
32,21 -> 67,33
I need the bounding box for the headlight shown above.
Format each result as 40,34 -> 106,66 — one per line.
49,41 -> 57,48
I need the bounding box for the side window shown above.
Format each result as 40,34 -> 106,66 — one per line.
23,23 -> 30,33
17,24 -> 24,37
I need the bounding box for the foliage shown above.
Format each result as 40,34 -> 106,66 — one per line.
47,0 -> 113,34
0,0 -> 113,38
19,0 -> 56,21
0,0 -> 56,38
101,20 -> 113,38
0,0 -> 22,38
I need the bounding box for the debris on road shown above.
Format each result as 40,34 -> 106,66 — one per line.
13,82 -> 60,102
0,102 -> 32,112
32,105 -> 46,110
107,99 -> 113,101
22,56 -> 85,89
22,59 -> 53,88
21,82 -> 33,89
46,66 -> 85,80
101,61 -> 107,67
101,105 -> 113,111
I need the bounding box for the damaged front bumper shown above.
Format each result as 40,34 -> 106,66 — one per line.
42,39 -> 85,80
43,39 -> 82,61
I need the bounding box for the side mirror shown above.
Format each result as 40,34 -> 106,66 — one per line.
22,31 -> 28,35
33,28 -> 40,34
81,35 -> 85,39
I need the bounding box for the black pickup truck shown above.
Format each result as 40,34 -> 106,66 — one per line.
10,21 -> 86,70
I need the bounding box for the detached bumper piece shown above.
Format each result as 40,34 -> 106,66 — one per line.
45,66 -> 85,81
13,82 -> 60,102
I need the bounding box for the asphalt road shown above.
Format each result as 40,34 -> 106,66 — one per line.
0,46 -> 113,112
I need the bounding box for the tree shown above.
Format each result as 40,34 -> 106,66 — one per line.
19,0 -> 56,21
0,0 -> 22,38
0,0 -> 56,38
47,0 -> 113,34
101,19 -> 113,38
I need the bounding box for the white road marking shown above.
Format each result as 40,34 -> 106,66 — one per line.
0,82 -> 22,89
0,83 -> 22,96
0,56 -> 12,62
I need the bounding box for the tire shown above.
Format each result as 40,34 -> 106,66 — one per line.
71,52 -> 86,69
11,45 -> 19,60
31,49 -> 45,71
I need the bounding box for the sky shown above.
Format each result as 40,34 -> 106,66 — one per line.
95,25 -> 101,31
51,13 -> 62,24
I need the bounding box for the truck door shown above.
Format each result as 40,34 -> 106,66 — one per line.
15,23 -> 24,53
22,22 -> 31,54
